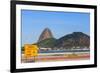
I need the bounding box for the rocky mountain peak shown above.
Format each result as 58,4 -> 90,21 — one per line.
38,28 -> 53,42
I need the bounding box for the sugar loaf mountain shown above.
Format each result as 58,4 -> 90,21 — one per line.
35,28 -> 90,50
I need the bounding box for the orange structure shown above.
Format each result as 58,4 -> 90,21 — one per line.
24,44 -> 39,58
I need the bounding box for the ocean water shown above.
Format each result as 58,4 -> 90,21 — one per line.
39,48 -> 90,53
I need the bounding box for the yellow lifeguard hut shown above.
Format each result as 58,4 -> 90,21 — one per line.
24,44 -> 39,58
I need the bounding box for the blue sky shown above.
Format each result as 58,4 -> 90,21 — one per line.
21,10 -> 90,46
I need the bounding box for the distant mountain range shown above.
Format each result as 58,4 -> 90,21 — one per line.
36,28 -> 90,49
54,32 -> 90,49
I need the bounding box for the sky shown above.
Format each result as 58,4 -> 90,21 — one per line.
21,10 -> 90,46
